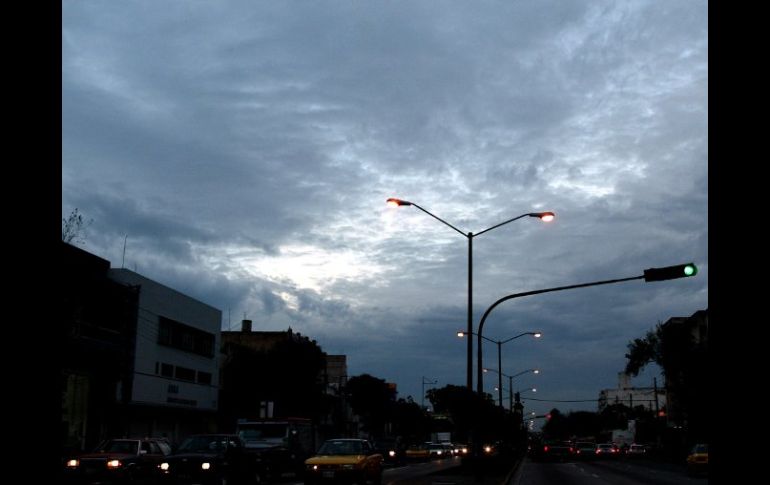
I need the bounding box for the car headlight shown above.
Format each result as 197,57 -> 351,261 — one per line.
66,459 -> 79,468
107,460 -> 122,469
159,462 -> 170,471
201,462 -> 211,470
307,464 -> 319,471
389,450 -> 396,457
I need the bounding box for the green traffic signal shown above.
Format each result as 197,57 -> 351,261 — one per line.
643,263 -> 698,282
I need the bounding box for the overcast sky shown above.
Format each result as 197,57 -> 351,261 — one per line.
62,0 -> 708,425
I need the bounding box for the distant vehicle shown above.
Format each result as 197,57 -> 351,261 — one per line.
573,441 -> 597,460
452,444 -> 469,456
533,441 -> 573,462
405,444 -> 430,461
595,443 -> 619,458
63,437 -> 172,484
304,438 -> 383,485
625,443 -> 647,457
686,443 -> 708,476
373,437 -> 406,465
427,442 -> 450,459
441,443 -> 456,457
159,434 -> 258,485
236,417 -> 316,480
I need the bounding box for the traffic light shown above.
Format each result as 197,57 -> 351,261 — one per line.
643,263 -> 698,282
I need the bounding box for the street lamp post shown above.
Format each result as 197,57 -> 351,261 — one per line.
483,367 -> 540,410
388,198 -> 554,390
458,330 -> 541,407
475,263 -> 699,394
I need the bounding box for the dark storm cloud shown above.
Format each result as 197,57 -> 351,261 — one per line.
63,0 -> 707,418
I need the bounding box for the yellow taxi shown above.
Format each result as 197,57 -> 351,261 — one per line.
404,443 -> 430,461
305,439 -> 383,484
686,443 -> 708,476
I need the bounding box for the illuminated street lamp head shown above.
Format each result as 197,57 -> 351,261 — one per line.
533,332 -> 542,338
457,331 -> 467,338
529,211 -> 555,222
386,198 -> 413,207
533,369 -> 540,374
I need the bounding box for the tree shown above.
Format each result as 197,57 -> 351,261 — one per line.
624,315 -> 708,445
390,398 -> 431,444
624,327 -> 660,376
541,408 -> 568,440
62,208 -> 93,244
345,374 -> 396,439
426,385 -> 502,444
218,333 -> 327,429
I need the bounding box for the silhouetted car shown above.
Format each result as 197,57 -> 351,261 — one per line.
452,444 -> 469,456
373,438 -> 406,465
574,441 -> 597,460
625,443 -> 647,457
534,441 -> 573,462
595,443 -> 619,459
159,434 -> 258,485
304,438 -> 383,484
427,442 -> 450,459
63,437 -> 172,484
686,443 -> 708,476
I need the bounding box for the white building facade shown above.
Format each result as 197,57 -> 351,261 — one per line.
598,372 -> 667,414
109,269 -> 221,442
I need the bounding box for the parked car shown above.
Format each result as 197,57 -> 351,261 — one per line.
686,443 -> 708,476
304,438 -> 383,485
63,437 -> 172,484
159,434 -> 258,485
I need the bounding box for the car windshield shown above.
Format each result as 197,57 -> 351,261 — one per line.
238,423 -> 288,441
692,444 -> 708,453
179,436 -> 228,453
97,440 -> 139,454
318,440 -> 363,455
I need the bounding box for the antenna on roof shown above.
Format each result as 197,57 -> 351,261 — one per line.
122,234 -> 128,268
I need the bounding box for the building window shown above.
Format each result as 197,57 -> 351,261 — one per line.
161,363 -> 174,377
158,316 -> 215,358
175,366 -> 196,382
197,371 -> 212,385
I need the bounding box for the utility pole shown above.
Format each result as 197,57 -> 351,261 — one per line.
422,377 -> 437,410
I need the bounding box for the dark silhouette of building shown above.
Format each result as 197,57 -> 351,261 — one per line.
61,242 -> 139,453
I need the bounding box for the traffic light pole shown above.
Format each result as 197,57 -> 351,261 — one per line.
476,264 -> 698,394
